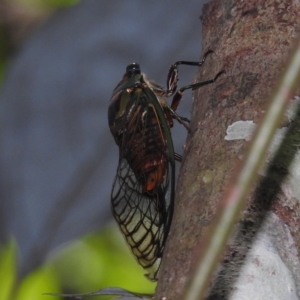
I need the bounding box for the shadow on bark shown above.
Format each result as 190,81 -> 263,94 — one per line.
208,102 -> 300,299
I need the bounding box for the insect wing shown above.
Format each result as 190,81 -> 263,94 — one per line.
110,83 -> 175,281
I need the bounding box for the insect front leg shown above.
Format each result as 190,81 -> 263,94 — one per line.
165,50 -> 214,98
169,69 -> 225,130
171,69 -> 226,108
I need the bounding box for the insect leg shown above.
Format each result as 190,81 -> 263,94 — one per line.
161,100 -> 190,131
170,69 -> 225,111
178,116 -> 190,123
172,50 -> 213,68
165,50 -> 214,97
182,70 -> 225,92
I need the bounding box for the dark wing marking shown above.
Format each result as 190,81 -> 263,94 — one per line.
111,86 -> 175,281
111,158 -> 166,280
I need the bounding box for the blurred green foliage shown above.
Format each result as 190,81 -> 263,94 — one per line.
0,225 -> 155,300
44,0 -> 80,7
15,267 -> 61,300
0,240 -> 16,300
11,0 -> 80,9
49,224 -> 155,294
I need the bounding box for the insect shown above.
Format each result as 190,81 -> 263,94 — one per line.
108,50 -> 225,281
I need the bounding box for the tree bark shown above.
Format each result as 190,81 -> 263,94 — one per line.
155,0 -> 300,299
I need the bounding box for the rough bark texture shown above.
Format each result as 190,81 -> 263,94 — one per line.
155,0 -> 300,299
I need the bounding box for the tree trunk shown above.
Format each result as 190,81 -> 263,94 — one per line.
155,0 -> 300,299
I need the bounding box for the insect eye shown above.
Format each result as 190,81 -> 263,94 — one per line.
126,63 -> 141,77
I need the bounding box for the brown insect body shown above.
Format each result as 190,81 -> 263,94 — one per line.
108,54 -> 224,281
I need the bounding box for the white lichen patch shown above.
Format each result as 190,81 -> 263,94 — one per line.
224,96 -> 300,203
225,120 -> 256,141
225,96 -> 300,142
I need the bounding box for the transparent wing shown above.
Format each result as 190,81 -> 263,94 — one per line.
111,89 -> 175,281
111,156 -> 173,281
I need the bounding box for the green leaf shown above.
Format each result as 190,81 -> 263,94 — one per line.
0,240 -> 17,300
47,225 -> 155,295
15,266 -> 61,300
43,0 -> 80,8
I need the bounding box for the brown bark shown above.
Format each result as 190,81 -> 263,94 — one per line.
155,0 -> 300,299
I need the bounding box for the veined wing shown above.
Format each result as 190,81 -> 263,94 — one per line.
111,85 -> 175,281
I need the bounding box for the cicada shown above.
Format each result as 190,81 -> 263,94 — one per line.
108,50 -> 224,281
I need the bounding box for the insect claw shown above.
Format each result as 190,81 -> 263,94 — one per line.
203,49 -> 214,59
179,116 -> 190,123
175,153 -> 182,162
214,70 -> 226,81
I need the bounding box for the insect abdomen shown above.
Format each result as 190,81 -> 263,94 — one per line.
125,105 -> 167,192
